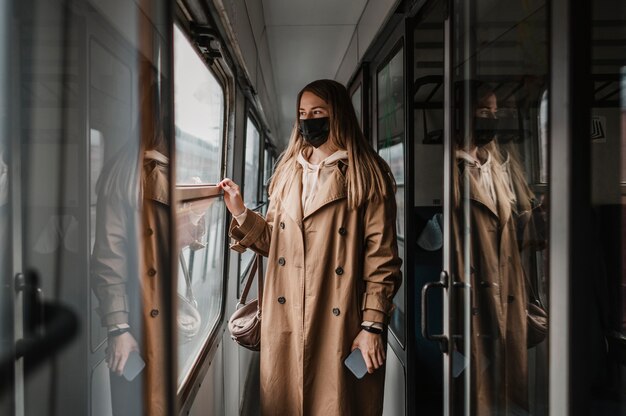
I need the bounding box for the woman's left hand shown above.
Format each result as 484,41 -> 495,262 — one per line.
351,330 -> 386,373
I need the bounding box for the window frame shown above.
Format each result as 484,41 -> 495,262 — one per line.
238,106 -> 266,293
172,21 -> 232,405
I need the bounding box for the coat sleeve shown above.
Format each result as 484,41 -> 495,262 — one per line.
361,194 -> 403,325
90,195 -> 134,327
228,198 -> 275,257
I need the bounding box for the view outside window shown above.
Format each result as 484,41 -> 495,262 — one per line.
174,25 -> 224,185
240,117 -> 262,271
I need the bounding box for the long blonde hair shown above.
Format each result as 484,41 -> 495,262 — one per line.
268,79 -> 395,210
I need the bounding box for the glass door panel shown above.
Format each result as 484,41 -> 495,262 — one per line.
413,1 -> 445,413
587,0 -> 626,413
449,0 -> 550,414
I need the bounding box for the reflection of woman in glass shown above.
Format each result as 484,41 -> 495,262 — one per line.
452,81 -> 529,414
90,69 -> 169,416
219,79 -> 402,415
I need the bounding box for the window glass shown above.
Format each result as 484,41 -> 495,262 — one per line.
244,117 -> 261,207
173,25 -> 227,390
377,46 -> 406,346
352,85 -> 362,127
263,147 -> 273,206
412,2 -> 445,412
588,0 -> 626,413
451,0 -> 550,414
174,25 -> 224,185
241,117 -> 261,270
176,197 -> 226,386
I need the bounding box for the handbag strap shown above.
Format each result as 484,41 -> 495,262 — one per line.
238,254 -> 264,312
179,252 -> 196,302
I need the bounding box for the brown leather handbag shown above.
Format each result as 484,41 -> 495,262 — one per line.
228,254 -> 263,351
526,271 -> 548,348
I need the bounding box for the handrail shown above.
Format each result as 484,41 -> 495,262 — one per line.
249,201 -> 268,213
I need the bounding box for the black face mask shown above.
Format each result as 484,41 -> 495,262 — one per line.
298,117 -> 330,148
473,117 -> 498,147
496,115 -> 519,144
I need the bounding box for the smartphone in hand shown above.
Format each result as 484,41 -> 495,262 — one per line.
122,351 -> 145,382
344,348 -> 368,379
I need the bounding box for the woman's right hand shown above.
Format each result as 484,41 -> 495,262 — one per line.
106,332 -> 139,376
218,178 -> 246,216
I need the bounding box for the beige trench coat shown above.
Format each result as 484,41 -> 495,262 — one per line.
91,156 -> 169,416
452,156 -> 528,415
229,160 -> 402,416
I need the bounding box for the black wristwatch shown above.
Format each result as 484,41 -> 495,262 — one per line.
361,325 -> 383,335
108,327 -> 130,337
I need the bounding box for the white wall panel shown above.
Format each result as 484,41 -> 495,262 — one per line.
336,31 -> 358,86
190,342 -> 225,416
357,0 -> 401,61
245,0 -> 266,43
382,346 -> 406,416
229,0 -> 258,88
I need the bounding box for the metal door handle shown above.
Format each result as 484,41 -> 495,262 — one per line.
421,270 -> 449,352
0,271 -> 78,394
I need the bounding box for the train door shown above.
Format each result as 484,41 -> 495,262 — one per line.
0,1 -> 177,415
441,0 -> 551,414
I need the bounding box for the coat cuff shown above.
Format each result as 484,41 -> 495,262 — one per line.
97,294 -> 129,319
228,208 -> 266,251
361,293 -> 395,324
101,311 -> 129,327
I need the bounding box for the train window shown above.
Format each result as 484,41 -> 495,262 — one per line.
240,116 -> 262,271
244,116 -> 261,208
173,25 -> 227,389
352,85 -> 362,126
174,25 -> 224,185
450,1 -> 550,414
262,146 -> 274,206
377,45 -> 406,346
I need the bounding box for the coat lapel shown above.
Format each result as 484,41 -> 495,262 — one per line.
279,165 -> 304,227
303,166 -> 347,221
464,167 -> 499,219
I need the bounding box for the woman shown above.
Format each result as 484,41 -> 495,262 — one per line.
452,81 -> 529,414
219,79 -> 402,415
91,71 -> 170,416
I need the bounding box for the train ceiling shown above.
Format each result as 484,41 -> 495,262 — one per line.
262,0 -> 368,146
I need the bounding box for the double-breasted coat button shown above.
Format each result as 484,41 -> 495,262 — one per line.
507,295 -> 515,303
338,227 -> 347,236
278,257 -> 286,266
278,297 -> 286,304
150,309 -> 159,317
472,307 -> 479,316
332,308 -> 340,316
280,222 -> 285,229
148,268 -> 157,277
335,267 -> 344,275
147,228 -> 154,236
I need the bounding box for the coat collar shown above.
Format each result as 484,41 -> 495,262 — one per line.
302,164 -> 347,221
458,153 -> 511,226
278,162 -> 348,226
